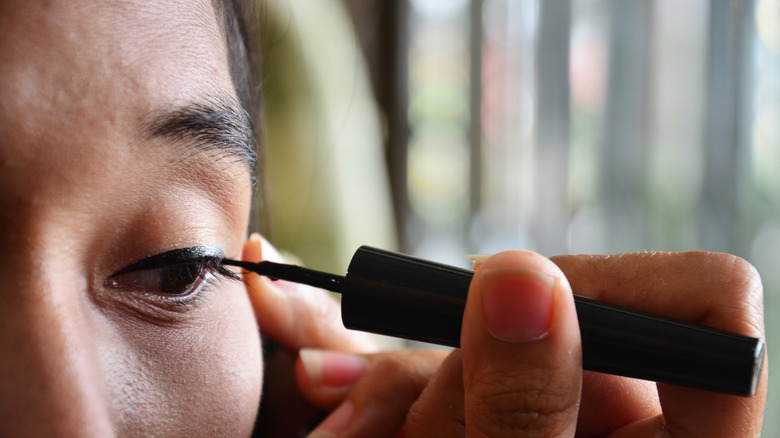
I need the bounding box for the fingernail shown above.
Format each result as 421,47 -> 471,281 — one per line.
465,254 -> 491,264
480,267 -> 555,342
249,232 -> 262,242
308,401 -> 354,437
299,349 -> 368,388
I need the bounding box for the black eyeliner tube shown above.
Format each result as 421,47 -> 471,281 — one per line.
341,246 -> 764,396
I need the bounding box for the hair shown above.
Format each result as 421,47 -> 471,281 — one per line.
213,0 -> 262,130
213,0 -> 267,232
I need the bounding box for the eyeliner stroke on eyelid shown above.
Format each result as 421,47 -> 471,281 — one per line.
104,246 -> 242,302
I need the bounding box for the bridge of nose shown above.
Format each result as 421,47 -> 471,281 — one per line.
0,250 -> 115,436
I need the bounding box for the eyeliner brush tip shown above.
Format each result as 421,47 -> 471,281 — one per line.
221,259 -> 344,294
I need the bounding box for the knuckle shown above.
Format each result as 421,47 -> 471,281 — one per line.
469,368 -> 578,437
368,349 -> 444,397
689,252 -> 761,297
372,352 -> 410,376
405,400 -> 428,431
713,253 -> 764,334
406,396 -> 461,436
374,349 -> 444,376
723,254 -> 762,299
683,252 -> 765,336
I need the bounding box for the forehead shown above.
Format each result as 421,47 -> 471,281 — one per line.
0,0 -> 252,229
0,0 -> 239,180
0,0 -> 232,139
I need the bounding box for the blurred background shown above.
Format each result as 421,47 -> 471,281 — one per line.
255,0 -> 779,434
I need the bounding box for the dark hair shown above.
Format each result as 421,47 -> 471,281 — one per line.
213,0 -> 261,128
213,0 -> 266,232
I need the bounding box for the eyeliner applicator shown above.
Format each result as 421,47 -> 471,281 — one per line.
222,246 -> 764,397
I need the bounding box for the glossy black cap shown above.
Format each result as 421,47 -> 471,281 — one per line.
341,246 -> 764,396
342,246 -> 472,347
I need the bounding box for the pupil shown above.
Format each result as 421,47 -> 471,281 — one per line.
162,264 -> 204,295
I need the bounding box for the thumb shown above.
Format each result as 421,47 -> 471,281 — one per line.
461,250 -> 582,437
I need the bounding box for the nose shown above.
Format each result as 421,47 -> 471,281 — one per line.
0,256 -> 115,436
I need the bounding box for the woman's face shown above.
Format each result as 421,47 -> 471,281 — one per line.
0,0 -> 262,435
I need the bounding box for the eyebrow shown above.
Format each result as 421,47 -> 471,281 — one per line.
145,97 -> 258,185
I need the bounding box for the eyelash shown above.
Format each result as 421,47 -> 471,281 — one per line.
104,249 -> 241,306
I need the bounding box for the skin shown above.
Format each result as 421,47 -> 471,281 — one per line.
0,0 -> 261,435
280,249 -> 767,437
0,0 -> 768,436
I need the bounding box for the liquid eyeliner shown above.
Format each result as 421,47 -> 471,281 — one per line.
223,246 -> 764,397
107,247 -> 239,282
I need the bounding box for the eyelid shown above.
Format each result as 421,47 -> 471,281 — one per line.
99,246 -> 242,323
108,246 -> 227,279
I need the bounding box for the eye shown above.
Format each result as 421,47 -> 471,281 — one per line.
104,247 -> 238,297
105,262 -> 212,296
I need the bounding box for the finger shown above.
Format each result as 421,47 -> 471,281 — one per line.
242,234 -> 378,353
552,252 -> 767,437
474,256 -> 643,436
550,252 -> 763,335
576,371 -> 659,437
461,250 -> 582,437
472,256 -> 646,437
302,348 -> 448,437
295,349 -> 370,409
405,350 -> 465,438
254,348 -> 327,437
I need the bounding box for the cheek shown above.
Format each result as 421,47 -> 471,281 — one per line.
97,281 -> 262,437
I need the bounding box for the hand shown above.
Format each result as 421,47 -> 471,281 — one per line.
243,235 -> 449,436
400,250 -> 767,437
242,234 -> 379,354
247,239 -> 767,437
295,347 -> 449,437
242,234 -> 381,435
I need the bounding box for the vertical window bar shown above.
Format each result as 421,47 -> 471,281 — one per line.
601,0 -> 654,252
700,0 -> 756,255
533,0 -> 572,255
